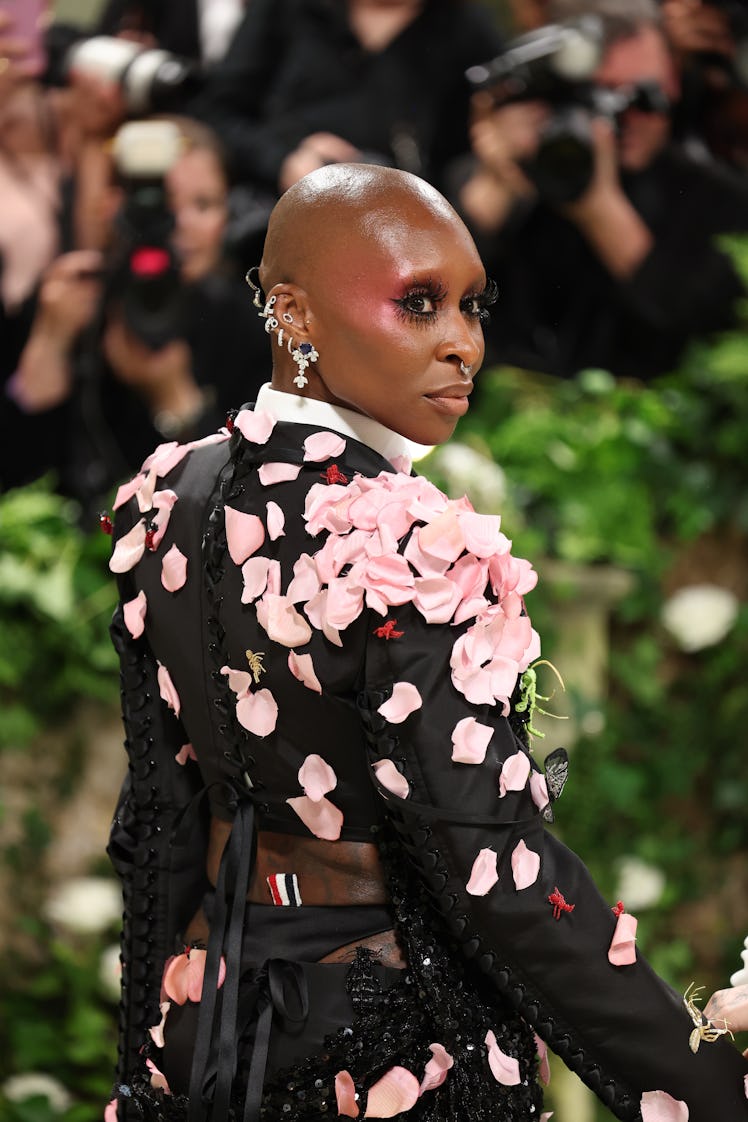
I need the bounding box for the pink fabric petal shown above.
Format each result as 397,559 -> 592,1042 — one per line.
326,576 -> 366,630
364,1067 -> 420,1118
175,743 -> 198,765
286,794 -> 343,840
123,590 -> 148,638
150,489 -> 179,549
403,532 -> 451,579
303,431 -> 347,462
377,682 -> 422,724
221,664 -> 253,698
257,594 -> 313,647
241,556 -> 273,604
640,1091 -> 689,1122
530,771 -> 550,812
105,1098 -> 119,1122
141,440 -> 190,477
266,501 -> 286,541
161,543 -> 188,592
287,553 -> 322,603
499,751 -> 531,796
608,912 -> 638,966
267,559 -> 282,595
335,1071 -> 360,1118
288,650 -> 322,693
163,954 -> 190,1004
157,662 -> 181,717
390,453 -> 412,475
412,576 -> 462,624
419,1044 -> 454,1094
534,1033 -> 551,1086
457,511 -> 503,558
304,589 -> 343,647
466,848 -> 499,896
451,717 -> 492,764
511,839 -> 541,890
259,461 -> 302,486
146,1058 -> 172,1095
236,688 -> 278,736
183,429 -> 231,452
149,1001 -> 171,1048
485,1030 -> 521,1086
372,759 -> 410,800
224,506 -> 266,565
109,518 -> 147,573
113,472 -> 145,510
298,754 -> 337,801
541,1114 -> 554,1121
235,408 -> 276,444
418,509 -> 466,563
136,468 -> 157,513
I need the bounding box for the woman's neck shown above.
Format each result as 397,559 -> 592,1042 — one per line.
346,0 -> 424,52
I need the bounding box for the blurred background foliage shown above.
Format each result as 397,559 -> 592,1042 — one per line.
2,242 -> 748,1119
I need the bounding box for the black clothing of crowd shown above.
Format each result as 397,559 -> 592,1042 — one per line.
1,0 -> 748,515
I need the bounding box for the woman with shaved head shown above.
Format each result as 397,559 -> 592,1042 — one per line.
107,165 -> 748,1122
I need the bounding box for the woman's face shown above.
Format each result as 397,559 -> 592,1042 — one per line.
302,203 -> 489,446
167,147 -> 228,282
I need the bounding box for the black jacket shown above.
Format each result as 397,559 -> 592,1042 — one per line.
108,408 -> 748,1121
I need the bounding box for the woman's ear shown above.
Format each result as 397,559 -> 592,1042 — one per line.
269,284 -> 315,341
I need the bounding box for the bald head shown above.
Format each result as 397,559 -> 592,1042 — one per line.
259,164 -> 462,294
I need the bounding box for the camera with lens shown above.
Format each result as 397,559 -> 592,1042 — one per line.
103,119 -> 187,350
466,17 -> 670,204
43,24 -> 201,115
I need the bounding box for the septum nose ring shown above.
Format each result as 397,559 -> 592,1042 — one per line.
460,361 -> 473,377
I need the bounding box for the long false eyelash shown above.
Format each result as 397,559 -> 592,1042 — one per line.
462,277 -> 499,325
393,278 -> 448,325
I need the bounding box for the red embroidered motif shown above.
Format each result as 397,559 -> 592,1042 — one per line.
144,524 -> 157,552
548,886 -> 575,920
99,512 -> 113,535
612,900 -> 625,917
226,412 -> 236,433
373,619 -> 404,640
321,464 -> 348,485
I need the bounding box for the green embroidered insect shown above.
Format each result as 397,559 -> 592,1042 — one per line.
514,659 -> 566,739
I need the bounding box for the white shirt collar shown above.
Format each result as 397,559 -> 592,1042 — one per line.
255,383 -> 432,467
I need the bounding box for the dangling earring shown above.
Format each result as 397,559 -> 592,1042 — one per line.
261,295 -> 278,334
245,266 -> 264,309
290,341 -> 319,389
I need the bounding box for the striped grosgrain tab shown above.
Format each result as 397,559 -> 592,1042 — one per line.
266,873 -> 302,906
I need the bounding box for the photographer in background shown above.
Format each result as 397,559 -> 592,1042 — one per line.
458,0 -> 748,381
193,0 -> 504,260
662,0 -> 748,170
2,117 -> 269,516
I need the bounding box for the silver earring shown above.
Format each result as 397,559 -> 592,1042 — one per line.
245,266 -> 264,309
277,329 -> 284,347
262,295 -> 278,334
282,312 -> 293,325
291,341 -> 319,389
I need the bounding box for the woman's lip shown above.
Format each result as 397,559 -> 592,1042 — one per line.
424,394 -> 470,417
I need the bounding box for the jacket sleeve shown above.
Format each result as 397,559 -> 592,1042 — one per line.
359,596 -> 748,1122
107,500 -> 211,1109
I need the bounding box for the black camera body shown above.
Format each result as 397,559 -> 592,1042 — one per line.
467,18 -> 670,203
105,121 -> 187,350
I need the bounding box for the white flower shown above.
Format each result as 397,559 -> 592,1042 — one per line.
615,855 -> 666,911
430,443 -> 506,511
44,876 -> 122,934
661,583 -> 739,653
99,943 -> 123,1001
2,1072 -> 72,1112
